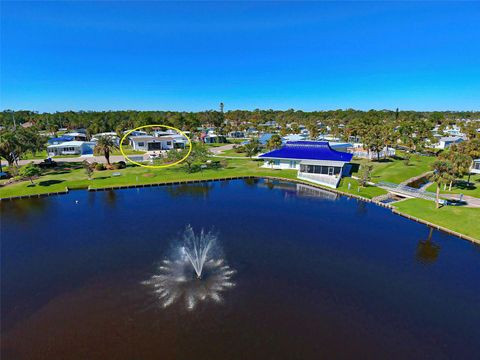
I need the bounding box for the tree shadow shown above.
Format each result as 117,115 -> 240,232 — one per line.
38,179 -> 65,187
454,180 -> 476,191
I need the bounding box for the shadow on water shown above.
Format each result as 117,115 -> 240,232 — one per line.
416,228 -> 441,264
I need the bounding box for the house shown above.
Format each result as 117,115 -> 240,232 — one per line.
471,159 -> 480,174
258,133 -> 274,145
91,132 -> 120,145
130,136 -> 175,151
282,134 -> 308,142
228,131 -> 246,138
125,130 -> 148,137
47,141 -> 95,156
259,141 -> 353,188
348,143 -> 396,159
64,132 -> 87,141
433,136 -> 464,150
202,133 -> 227,144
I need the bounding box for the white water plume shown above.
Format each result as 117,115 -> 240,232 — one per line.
142,226 -> 235,310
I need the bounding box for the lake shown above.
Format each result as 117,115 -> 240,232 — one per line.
1,179 -> 479,359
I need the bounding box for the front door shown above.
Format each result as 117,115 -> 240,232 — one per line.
328,167 -> 334,176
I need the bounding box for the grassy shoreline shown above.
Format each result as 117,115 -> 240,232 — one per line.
1,157 -> 478,240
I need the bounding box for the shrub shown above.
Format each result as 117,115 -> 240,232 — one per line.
19,162 -> 42,184
95,163 -> 106,171
220,159 -> 228,168
209,160 -> 222,169
234,145 -> 245,153
110,161 -> 126,169
188,162 -> 203,173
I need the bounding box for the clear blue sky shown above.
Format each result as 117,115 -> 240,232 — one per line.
1,1 -> 479,112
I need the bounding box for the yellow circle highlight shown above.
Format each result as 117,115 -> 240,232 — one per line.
120,125 -> 192,169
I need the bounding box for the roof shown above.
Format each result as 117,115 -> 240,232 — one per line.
47,141 -> 94,148
259,133 -> 274,144
259,141 -> 353,162
65,132 -> 86,137
439,136 -> 464,142
282,134 -> 307,142
48,135 -> 74,143
130,136 -> 173,142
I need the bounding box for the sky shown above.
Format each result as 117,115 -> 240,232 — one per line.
1,1 -> 479,112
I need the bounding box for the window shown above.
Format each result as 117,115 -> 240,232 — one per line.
138,142 -> 144,147
273,160 -> 280,165
289,161 -> 296,168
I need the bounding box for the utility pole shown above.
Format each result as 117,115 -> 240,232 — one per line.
219,102 -> 224,113
6,110 -> 16,129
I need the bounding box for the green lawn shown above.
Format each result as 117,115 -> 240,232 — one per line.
352,152 -> 435,184
205,143 -> 230,147
0,159 -> 298,198
218,148 -> 248,157
2,156 -> 478,240
337,177 -> 387,199
426,174 -> 480,198
394,198 -> 480,240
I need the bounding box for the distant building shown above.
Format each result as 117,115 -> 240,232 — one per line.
91,132 -> 120,145
201,133 -> 227,144
64,132 -> 87,141
47,141 -> 95,157
259,141 -> 353,188
228,131 -> 246,138
471,159 -> 480,174
282,134 -> 308,142
433,136 -> 464,150
130,136 -> 175,151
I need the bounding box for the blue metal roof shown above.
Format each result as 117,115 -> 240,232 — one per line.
258,133 -> 274,145
47,135 -> 74,144
259,141 -> 353,162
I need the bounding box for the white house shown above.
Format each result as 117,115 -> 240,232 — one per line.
433,136 -> 464,150
471,159 -> 480,174
228,131 -> 246,138
64,132 -> 87,141
259,141 -> 353,188
47,141 -> 95,157
91,132 -> 120,145
129,136 -> 175,151
202,133 -> 227,144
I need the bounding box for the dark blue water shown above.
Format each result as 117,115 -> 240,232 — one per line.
1,179 -> 479,359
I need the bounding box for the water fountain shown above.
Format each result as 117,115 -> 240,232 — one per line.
143,225 -> 235,310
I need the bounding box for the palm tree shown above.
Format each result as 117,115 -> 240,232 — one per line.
94,135 -> 118,166
429,160 -> 453,208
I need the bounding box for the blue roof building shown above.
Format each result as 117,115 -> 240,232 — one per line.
47,135 -> 74,145
259,141 -> 353,188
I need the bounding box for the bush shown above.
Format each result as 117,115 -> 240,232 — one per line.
187,162 -> 203,173
19,162 -> 42,184
220,159 -> 228,168
209,160 -> 222,169
234,145 -> 245,153
110,161 -> 127,170
95,163 -> 106,171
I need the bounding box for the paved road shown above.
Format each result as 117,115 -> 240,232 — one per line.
208,144 -> 235,154
442,193 -> 480,208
